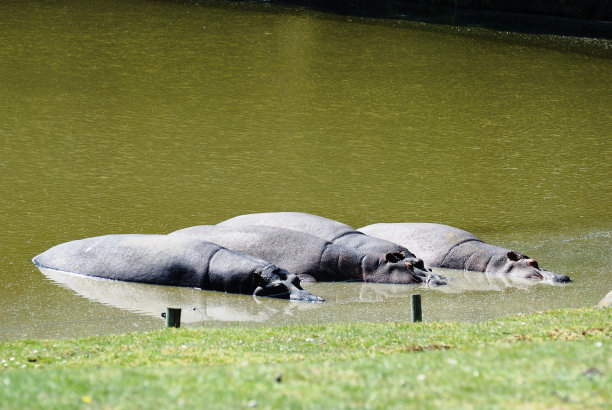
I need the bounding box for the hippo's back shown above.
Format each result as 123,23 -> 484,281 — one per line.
32,234 -> 220,287
358,223 -> 482,267
218,212 -> 355,242
169,225 -> 345,280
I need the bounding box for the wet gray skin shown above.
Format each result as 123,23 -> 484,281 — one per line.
32,234 -> 324,302
359,223 -> 571,283
169,225 -> 434,285
217,212 -> 446,285
253,266 -> 324,302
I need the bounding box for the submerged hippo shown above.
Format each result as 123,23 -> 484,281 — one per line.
217,212 -> 444,284
32,234 -> 324,302
169,225 -> 428,285
358,223 -> 571,283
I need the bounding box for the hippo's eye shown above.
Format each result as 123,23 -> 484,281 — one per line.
527,260 -> 539,269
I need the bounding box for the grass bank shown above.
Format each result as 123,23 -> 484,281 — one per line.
1,308 -> 610,409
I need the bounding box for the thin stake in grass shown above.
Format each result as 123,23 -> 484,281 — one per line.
163,307 -> 181,328
412,294 -> 422,322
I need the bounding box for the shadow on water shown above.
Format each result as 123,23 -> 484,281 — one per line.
235,0 -> 612,39
278,0 -> 612,60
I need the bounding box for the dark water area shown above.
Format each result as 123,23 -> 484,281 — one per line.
262,0 -> 612,21
243,0 -> 612,40
1,0 -> 610,340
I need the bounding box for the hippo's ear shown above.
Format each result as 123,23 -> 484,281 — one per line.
384,253 -> 401,263
506,251 -> 521,262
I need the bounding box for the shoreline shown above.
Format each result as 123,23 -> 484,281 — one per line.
231,0 -> 612,57
254,0 -> 612,39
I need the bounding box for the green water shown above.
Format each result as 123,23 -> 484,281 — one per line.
1,0 -> 610,339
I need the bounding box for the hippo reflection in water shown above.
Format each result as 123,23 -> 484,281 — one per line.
39,266 -> 323,323
32,234 -> 324,302
359,223 -> 571,283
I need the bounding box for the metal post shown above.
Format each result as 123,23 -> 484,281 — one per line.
166,307 -> 181,328
412,294 -> 422,323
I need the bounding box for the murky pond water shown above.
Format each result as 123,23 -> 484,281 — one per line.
1,0 -> 610,340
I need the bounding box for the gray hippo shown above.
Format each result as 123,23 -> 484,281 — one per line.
32,234 -> 324,302
358,223 -> 571,283
169,225 -> 429,285
217,212 -> 443,284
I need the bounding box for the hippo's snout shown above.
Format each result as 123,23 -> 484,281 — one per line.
538,270 -> 571,283
255,286 -> 324,302
551,273 -> 571,283
556,275 -> 571,283
290,289 -> 325,303
426,273 -> 447,286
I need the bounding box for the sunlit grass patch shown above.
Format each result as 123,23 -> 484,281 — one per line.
1,308 -> 610,409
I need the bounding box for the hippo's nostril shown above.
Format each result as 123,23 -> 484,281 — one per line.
553,274 -> 572,283
405,262 -> 414,271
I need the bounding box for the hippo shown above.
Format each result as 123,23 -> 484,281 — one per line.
32,234 -> 324,302
358,223 -> 571,283
217,212 -> 445,285
169,225 -> 429,285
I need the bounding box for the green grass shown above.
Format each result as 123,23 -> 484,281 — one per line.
1,308 -> 610,409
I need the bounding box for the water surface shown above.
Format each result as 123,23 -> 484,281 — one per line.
1,0 -> 610,339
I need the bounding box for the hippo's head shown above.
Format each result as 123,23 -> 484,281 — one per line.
253,266 -> 324,302
387,252 -> 447,286
361,253 -> 446,285
491,251 -> 571,283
